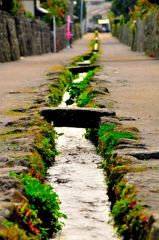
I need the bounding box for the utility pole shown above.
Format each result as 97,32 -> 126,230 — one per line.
53,16 -> 56,53
80,0 -> 84,37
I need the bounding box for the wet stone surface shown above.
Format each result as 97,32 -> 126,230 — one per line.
48,127 -> 119,240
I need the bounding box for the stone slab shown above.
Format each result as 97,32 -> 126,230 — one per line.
40,107 -> 116,128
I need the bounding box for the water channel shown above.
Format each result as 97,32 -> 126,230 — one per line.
48,127 -> 119,240
48,69 -> 119,239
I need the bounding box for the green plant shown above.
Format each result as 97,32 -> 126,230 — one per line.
42,0 -> 68,27
77,88 -> 96,107
29,150 -> 46,182
112,182 -> 152,240
24,11 -> 34,19
49,70 -> 73,106
97,124 -> 137,157
20,175 -> 66,235
35,122 -> 58,168
68,69 -> 96,102
93,122 -> 153,239
12,200 -> 46,238
89,52 -> 98,64
0,220 -> 37,240
85,128 -> 99,146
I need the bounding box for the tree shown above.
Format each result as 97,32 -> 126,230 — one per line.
111,0 -> 137,21
42,0 -> 68,26
1,0 -> 23,15
130,0 -> 158,20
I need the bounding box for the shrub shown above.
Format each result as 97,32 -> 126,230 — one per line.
20,175 -> 66,235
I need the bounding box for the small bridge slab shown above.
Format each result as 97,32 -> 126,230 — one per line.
40,107 -> 116,128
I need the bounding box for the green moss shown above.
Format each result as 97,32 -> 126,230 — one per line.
48,70 -> 73,106
34,122 -> 58,168
28,150 -> 46,182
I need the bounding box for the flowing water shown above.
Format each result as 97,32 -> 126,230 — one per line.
48,127 -> 119,240
48,69 -> 119,239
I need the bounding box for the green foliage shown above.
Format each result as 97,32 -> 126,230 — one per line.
24,11 -> 34,19
98,123 -> 115,137
0,220 -> 37,240
130,0 -> 158,20
76,88 -> 96,107
111,0 -> 137,21
98,124 -> 137,157
94,122 -> 153,239
42,0 -> 68,26
48,87 -> 63,106
12,200 -> 46,238
68,69 -> 96,102
89,52 -> 98,64
35,122 -> 58,167
2,0 -> 21,15
112,182 -> 151,240
85,128 -> 99,146
29,150 -> 46,182
20,175 -> 66,235
49,70 -> 73,106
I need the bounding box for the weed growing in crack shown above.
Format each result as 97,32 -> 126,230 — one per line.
34,121 -> 58,168
97,123 -> 137,158
68,69 -> 96,105
48,70 -> 73,106
76,87 -> 96,107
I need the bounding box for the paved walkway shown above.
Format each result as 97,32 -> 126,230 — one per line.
98,33 -> 159,150
0,35 -> 92,133
1,32 -> 159,150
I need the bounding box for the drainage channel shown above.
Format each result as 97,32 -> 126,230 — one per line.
47,46 -> 119,239
48,127 -> 119,240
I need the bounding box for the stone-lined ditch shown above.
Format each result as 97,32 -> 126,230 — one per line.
0,33 -> 158,240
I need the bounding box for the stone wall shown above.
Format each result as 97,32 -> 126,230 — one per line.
112,10 -> 159,58
0,11 -> 20,62
15,16 -> 51,57
0,10 -> 81,62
